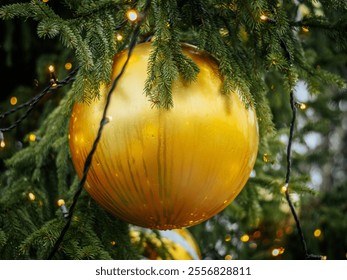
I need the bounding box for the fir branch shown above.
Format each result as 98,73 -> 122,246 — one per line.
0,3 -> 32,19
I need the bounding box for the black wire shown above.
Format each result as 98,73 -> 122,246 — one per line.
47,0 -> 152,260
284,91 -> 321,260
264,17 -> 322,259
0,67 -> 79,133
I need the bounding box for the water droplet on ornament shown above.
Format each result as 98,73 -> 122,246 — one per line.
223,200 -> 228,204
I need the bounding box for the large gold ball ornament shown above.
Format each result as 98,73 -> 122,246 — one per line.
69,42 -> 259,230
130,227 -> 201,260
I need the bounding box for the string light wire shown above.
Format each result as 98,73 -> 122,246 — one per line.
260,13 -> 321,259
47,0 -> 152,260
277,26 -> 322,261
0,67 -> 79,134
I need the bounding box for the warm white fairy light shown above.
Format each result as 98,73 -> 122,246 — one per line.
302,26 -> 310,33
64,62 -> 72,70
28,192 -> 36,201
240,234 -> 250,242
260,14 -> 268,21
0,131 -> 5,148
57,199 -> 69,218
29,133 -> 37,142
281,183 -> 288,193
126,9 -> 138,22
300,103 -> 307,110
10,96 -> 18,106
57,199 -> 65,207
116,33 -> 123,41
272,247 -> 285,257
313,228 -> 322,238
263,153 -> 269,162
48,65 -> 58,86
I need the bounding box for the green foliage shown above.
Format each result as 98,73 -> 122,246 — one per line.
0,91 -> 140,259
0,0 -> 347,260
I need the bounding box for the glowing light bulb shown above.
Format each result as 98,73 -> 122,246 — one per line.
0,131 -> 4,148
57,199 -> 69,218
65,62 -> 72,70
29,133 -> 37,142
313,229 -> 322,238
57,199 -> 65,207
126,9 -> 138,22
260,14 -> 268,21
224,234 -> 231,242
224,255 -> 233,260
281,184 -> 288,193
48,65 -> 55,73
302,26 -> 309,33
300,103 -> 307,110
28,192 -> 36,201
10,96 -> 18,106
240,234 -> 250,242
116,33 -> 123,41
111,241 -> 117,246
272,248 -> 280,257
263,153 -> 269,162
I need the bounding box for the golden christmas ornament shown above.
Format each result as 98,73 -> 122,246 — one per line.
69,42 -> 259,230
130,227 -> 201,260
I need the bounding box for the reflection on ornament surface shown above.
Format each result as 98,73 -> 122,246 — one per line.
69,42 -> 259,229
130,227 -> 201,260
